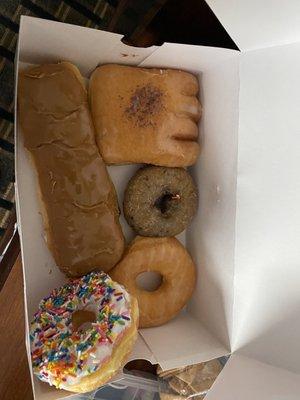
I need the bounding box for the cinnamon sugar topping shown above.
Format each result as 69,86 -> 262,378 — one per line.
125,84 -> 163,127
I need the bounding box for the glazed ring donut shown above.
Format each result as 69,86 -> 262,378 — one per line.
124,166 -> 198,237
111,236 -> 196,328
30,271 -> 138,393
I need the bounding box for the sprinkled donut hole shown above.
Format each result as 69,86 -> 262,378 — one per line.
30,271 -> 132,389
124,166 -> 198,237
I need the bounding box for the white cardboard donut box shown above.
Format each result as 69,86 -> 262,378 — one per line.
15,2 -> 300,399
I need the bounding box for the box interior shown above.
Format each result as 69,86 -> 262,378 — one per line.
16,14 -> 300,400
16,17 -> 238,399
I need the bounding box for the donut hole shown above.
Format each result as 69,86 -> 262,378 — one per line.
72,309 -> 96,332
136,271 -> 163,292
154,191 -> 181,215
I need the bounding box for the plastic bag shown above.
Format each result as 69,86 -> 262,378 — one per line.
157,358 -> 226,399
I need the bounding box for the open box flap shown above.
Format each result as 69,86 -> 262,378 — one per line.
233,42 -> 300,373
19,16 -> 158,76
206,0 -> 300,51
205,354 -> 300,400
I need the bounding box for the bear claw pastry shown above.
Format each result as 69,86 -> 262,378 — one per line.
89,64 -> 201,167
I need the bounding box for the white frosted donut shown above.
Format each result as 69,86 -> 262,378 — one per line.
30,271 -> 138,393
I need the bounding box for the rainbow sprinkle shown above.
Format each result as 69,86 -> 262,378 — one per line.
30,271 -> 131,389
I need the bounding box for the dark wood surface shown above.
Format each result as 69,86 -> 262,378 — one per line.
0,255 -> 34,400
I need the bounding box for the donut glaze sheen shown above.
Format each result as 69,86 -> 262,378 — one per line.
111,236 -> 196,328
30,271 -> 138,393
124,166 -> 198,237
